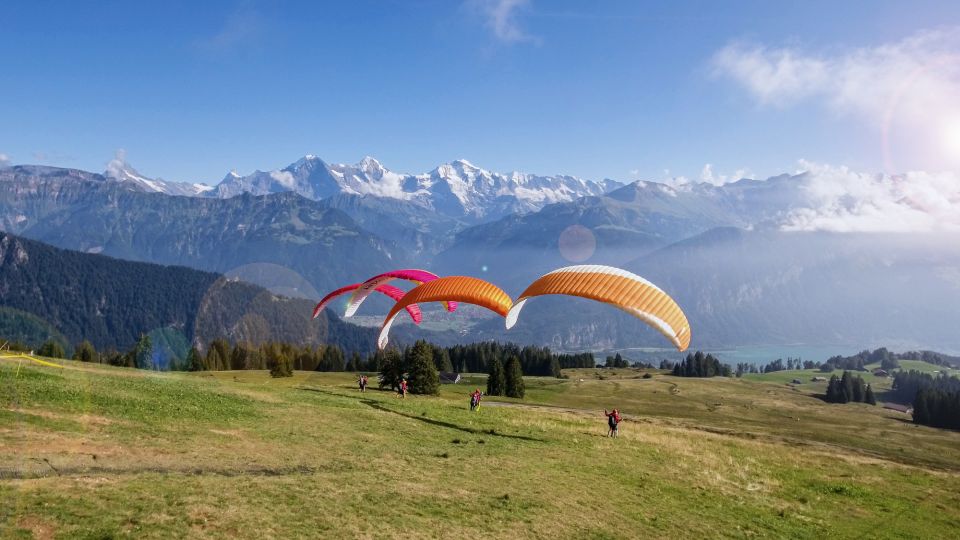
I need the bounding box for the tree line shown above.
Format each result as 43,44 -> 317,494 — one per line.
913,388 -> 960,430
824,371 -> 876,405
671,351 -> 732,378
42,334 -> 597,382
486,356 -> 525,398
889,370 -> 960,404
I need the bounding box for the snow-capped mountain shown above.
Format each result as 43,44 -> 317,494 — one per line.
213,155 -> 623,222
104,157 -> 214,197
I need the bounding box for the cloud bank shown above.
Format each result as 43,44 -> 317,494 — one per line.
713,28 -> 960,169
0,153 -> 10,167
783,161 -> 960,233
712,28 -> 960,121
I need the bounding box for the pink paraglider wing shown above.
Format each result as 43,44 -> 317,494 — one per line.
313,283 -> 422,324
344,269 -> 456,318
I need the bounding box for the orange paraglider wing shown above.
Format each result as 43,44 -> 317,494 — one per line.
506,265 -> 691,352
378,276 -> 512,349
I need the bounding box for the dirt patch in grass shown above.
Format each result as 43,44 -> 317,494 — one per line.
15,515 -> 57,539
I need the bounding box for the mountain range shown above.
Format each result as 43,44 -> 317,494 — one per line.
1,155 -> 957,354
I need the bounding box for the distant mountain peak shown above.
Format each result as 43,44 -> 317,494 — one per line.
102,156 -> 212,196
357,156 -> 385,175
214,155 -> 623,223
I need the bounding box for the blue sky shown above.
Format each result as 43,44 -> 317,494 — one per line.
2,0 -> 959,183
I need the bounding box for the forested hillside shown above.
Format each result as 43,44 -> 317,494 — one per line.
0,233 -> 417,357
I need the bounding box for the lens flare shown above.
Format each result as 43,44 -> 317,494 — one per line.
558,225 -> 596,263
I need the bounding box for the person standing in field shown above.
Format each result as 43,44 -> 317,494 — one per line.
399,378 -> 408,399
604,408 -> 622,437
470,389 -> 483,411
359,374 -> 367,393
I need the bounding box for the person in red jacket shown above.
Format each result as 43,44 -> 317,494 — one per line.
399,378 -> 408,399
470,389 -> 483,411
604,408 -> 622,437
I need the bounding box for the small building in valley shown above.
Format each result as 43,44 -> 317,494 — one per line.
439,372 -> 461,384
883,403 -> 913,414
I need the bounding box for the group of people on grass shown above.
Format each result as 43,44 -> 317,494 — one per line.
356,374 -> 622,436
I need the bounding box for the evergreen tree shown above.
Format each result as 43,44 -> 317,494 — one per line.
186,346 -> 204,372
406,340 -> 439,395
548,356 -> 562,378
504,356 -> 525,398
37,340 -> 65,359
72,340 -> 97,363
266,343 -> 293,378
349,351 -> 362,372
913,389 -> 930,425
865,384 -> 877,405
230,344 -> 249,370
433,347 -> 453,373
206,345 -> 226,371
852,375 -> 865,403
487,358 -> 506,396
840,371 -> 854,403
826,375 -> 841,402
209,338 -> 231,370
133,334 -> 153,370
378,347 -> 404,391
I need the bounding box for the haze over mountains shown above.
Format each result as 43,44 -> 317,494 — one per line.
1,155 -> 958,353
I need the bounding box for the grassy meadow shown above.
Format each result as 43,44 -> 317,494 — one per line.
2,356 -> 959,539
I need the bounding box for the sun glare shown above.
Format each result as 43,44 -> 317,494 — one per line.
939,118 -> 960,162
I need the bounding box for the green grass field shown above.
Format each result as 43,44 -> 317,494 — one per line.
2,357 -> 960,539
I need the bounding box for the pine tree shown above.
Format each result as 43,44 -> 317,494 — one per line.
206,345 -> 226,371
826,374 -> 841,402
378,347 -> 404,390
504,356 -> 525,398
913,389 -> 930,425
133,334 -> 153,370
186,346 -> 204,372
349,351 -> 362,372
840,371 -> 854,403
266,344 -> 293,378
207,338 -> 229,369
487,358 -> 506,396
406,340 -> 439,395
72,340 -> 97,363
230,344 -> 249,370
864,384 -> 877,405
37,340 -> 65,359
433,347 -> 453,373
852,375 -> 865,403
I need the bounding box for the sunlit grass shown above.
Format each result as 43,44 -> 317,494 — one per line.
2,361 -> 958,538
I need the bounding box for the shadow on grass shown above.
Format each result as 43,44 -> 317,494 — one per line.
299,385 -> 544,442
359,399 -> 545,442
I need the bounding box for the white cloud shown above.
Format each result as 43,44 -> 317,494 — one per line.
712,28 -> 960,169
699,164 -> 753,186
0,153 -> 10,167
472,0 -> 538,44
713,28 -> 960,118
269,170 -> 296,188
783,161 -> 960,233
105,149 -> 128,178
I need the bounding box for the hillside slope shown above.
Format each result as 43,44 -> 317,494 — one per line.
0,233 -> 397,355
